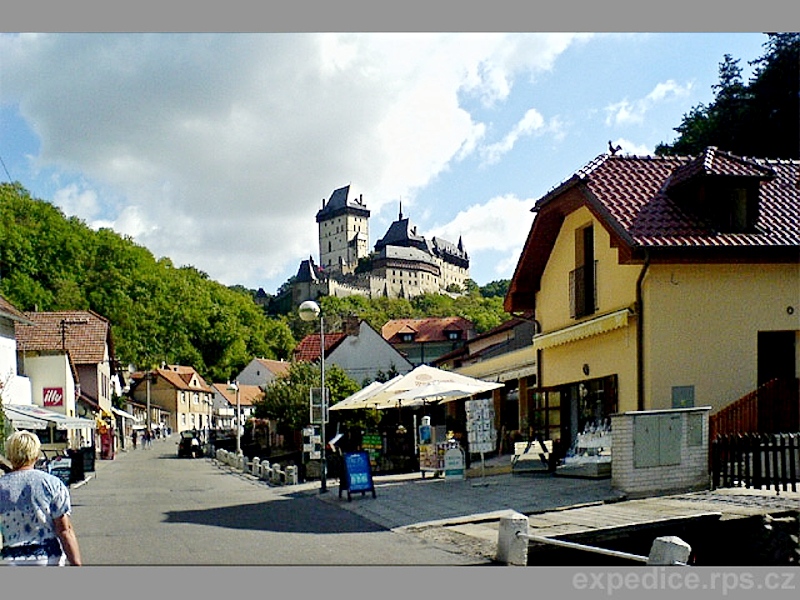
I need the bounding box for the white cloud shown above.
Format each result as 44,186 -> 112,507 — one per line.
0,32 -> 584,289
52,184 -> 100,221
428,193 -> 535,254
604,79 -> 693,126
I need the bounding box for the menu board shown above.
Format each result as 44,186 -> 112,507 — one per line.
465,398 -> 496,453
339,451 -> 376,501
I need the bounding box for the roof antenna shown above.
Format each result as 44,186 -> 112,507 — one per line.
608,140 -> 622,155
399,199 -> 403,220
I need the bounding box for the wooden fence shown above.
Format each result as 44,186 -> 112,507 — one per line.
709,378 -> 799,441
711,432 -> 799,492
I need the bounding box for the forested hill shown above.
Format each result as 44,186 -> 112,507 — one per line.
0,182 -> 296,382
0,183 -> 512,383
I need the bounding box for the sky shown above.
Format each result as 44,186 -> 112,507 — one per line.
0,30 -> 774,295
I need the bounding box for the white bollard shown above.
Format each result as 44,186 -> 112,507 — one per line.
496,512 -> 529,566
647,536 -> 692,565
260,460 -> 271,481
285,465 -> 298,485
271,465 -> 283,485
252,457 -> 261,477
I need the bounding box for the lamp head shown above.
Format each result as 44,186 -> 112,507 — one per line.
298,300 -> 321,321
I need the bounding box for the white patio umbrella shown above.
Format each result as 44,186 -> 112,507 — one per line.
328,375 -> 404,411
391,379 -> 502,405
369,364 -> 503,409
328,380 -> 385,411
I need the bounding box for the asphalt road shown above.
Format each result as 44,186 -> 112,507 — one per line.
68,436 -> 489,566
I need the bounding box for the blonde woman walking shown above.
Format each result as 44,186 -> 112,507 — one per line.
0,431 -> 82,566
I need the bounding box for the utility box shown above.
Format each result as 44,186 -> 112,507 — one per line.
611,407 -> 710,497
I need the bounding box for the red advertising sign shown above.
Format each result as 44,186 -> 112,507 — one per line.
43,387 -> 64,407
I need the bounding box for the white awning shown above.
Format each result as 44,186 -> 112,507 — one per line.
3,406 -> 49,430
533,308 -> 633,351
3,404 -> 96,430
111,406 -> 139,421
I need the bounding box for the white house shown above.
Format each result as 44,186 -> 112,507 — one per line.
235,358 -> 291,389
293,317 -> 414,385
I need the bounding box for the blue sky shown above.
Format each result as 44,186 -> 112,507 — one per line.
0,31 -> 773,294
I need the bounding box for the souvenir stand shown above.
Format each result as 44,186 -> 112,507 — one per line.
418,416 -> 449,478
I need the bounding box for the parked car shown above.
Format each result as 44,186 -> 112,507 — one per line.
177,431 -> 203,458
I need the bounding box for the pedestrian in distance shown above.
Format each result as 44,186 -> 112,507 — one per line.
0,430 -> 83,566
131,430 -> 138,450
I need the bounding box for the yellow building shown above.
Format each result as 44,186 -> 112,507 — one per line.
506,147 -> 799,459
129,365 -> 214,434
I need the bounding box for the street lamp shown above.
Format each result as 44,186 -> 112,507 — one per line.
298,299 -> 327,493
227,381 -> 241,455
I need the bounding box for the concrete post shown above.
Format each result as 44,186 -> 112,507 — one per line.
252,457 -> 261,477
286,465 -> 298,485
647,536 -> 691,565
260,460 -> 271,481
496,511 -> 529,566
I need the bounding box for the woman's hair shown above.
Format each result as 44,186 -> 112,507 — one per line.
5,430 -> 42,469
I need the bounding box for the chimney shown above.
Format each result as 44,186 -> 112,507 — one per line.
344,316 -> 361,337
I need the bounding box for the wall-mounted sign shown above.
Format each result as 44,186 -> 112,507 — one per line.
43,387 -> 64,407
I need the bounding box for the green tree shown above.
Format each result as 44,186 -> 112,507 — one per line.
656,33 -> 799,158
253,361 -> 359,445
0,183 -> 303,383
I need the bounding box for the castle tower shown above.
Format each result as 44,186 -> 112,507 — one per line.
316,185 -> 370,275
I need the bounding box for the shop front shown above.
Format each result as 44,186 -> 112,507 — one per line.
3,403 -> 97,455
528,374 -> 618,473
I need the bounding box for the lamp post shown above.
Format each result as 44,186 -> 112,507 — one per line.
227,381 -> 241,455
298,300 -> 327,493
145,371 -> 153,435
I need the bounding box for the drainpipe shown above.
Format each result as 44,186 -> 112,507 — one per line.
635,251 -> 651,412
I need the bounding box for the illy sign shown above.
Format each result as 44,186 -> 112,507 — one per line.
43,387 -> 64,407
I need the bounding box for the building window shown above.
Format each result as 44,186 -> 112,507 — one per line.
400,333 -> 414,342
570,225 -> 597,319
446,330 -> 461,340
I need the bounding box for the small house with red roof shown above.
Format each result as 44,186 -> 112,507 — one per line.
294,317 -> 413,385
235,357 -> 292,389
381,316 -> 475,367
505,147 -> 799,459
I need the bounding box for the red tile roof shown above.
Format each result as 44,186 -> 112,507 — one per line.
540,147 -> 799,249
16,310 -> 114,365
0,296 -> 32,324
381,317 -> 474,343
292,332 -> 347,362
506,147 -> 799,312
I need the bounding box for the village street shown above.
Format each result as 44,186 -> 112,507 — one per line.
65,435 -> 488,566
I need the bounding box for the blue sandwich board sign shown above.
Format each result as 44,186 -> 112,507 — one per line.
339,451 -> 376,501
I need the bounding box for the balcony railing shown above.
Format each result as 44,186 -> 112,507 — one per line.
569,261 -> 598,319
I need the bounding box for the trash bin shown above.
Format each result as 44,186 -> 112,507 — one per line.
67,449 -> 85,485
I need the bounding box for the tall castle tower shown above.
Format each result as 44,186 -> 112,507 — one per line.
316,185 -> 370,275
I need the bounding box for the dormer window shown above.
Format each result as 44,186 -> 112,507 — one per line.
400,333 -> 415,343
445,330 -> 461,341
665,147 -> 771,234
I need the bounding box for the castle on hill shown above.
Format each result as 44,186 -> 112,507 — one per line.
287,185 -> 470,306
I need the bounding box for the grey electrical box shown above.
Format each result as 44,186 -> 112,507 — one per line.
634,413 -> 681,468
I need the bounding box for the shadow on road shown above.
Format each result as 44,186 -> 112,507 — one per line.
163,496 -> 387,535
